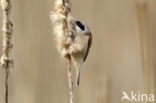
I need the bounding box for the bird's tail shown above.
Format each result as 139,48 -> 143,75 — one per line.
76,66 -> 81,86
75,62 -> 83,86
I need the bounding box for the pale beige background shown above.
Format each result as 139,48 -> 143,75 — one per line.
0,0 -> 156,103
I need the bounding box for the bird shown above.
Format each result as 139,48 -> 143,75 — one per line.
71,20 -> 92,86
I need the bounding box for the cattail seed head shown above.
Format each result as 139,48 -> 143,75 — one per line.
50,0 -> 75,58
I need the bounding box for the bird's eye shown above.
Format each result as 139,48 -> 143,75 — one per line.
76,21 -> 85,31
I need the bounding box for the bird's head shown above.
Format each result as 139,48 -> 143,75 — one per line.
75,20 -> 91,35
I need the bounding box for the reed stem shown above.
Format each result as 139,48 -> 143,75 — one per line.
0,0 -> 13,103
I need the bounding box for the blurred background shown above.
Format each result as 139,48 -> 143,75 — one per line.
0,0 -> 156,103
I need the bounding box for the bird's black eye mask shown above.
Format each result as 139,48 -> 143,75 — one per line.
76,21 -> 85,31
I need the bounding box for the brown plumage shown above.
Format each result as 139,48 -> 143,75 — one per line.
83,33 -> 92,62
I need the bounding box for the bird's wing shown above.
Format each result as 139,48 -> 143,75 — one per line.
83,33 -> 92,62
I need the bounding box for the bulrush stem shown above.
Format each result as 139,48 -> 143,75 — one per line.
4,69 -> 9,103
0,0 -> 13,103
51,0 -> 75,102
66,55 -> 74,103
51,0 -> 74,102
